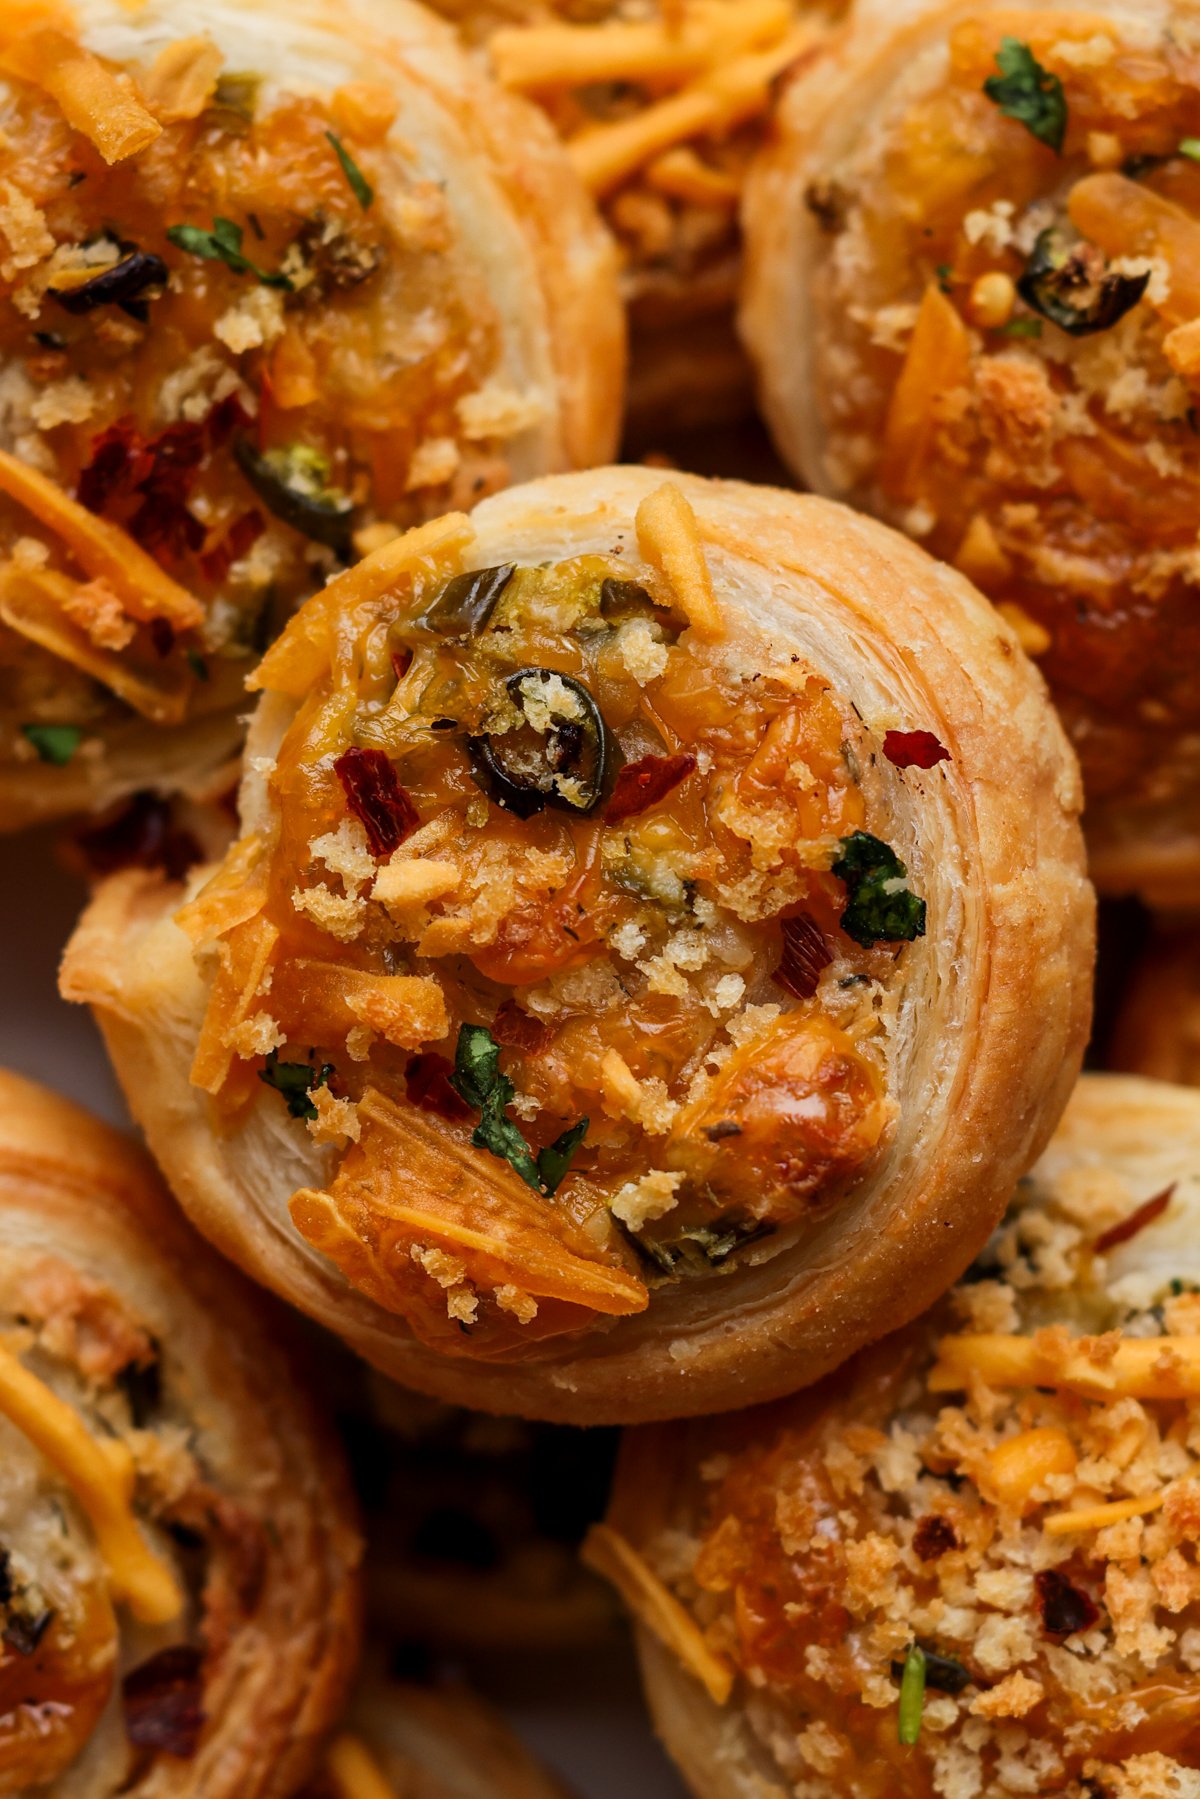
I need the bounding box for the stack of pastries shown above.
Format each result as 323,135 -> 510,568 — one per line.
0,0 -> 1197,1792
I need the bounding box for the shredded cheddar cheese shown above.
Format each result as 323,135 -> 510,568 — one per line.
600,1046 -> 645,1121
0,1339 -> 181,1624
0,450 -> 203,629
647,146 -> 741,207
0,29 -> 161,163
373,857 -> 461,910
568,25 -> 816,197
930,1333 -> 1200,1401
1044,1491 -> 1168,1535
491,0 -> 791,92
326,1734 -> 397,1799
582,1523 -> 734,1705
140,35 -> 224,124
635,482 -> 723,639
250,512 -> 475,698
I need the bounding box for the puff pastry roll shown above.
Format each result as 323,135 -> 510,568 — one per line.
61,467 -> 1094,1423
1112,924 -> 1200,1089
444,0 -> 828,430
309,1671 -> 571,1799
592,1073 -> 1200,1799
742,0 -> 1200,904
0,0 -> 622,833
0,1068 -> 361,1797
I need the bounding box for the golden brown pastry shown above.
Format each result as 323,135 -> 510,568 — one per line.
0,1067 -> 362,1797
1111,921 -> 1200,1088
742,0 -> 1200,904
308,1668 -> 573,1799
0,0 -> 623,833
592,1072 -> 1200,1799
61,466 -> 1094,1423
437,0 -> 831,431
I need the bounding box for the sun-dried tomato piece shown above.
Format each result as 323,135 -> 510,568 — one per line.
405,1053 -> 472,1121
391,646 -> 413,683
333,746 -> 420,857
123,1644 -> 206,1757
199,508 -> 264,585
148,617 -> 175,658
883,729 -> 950,770
603,752 -> 696,825
77,418 -> 152,512
773,911 -> 833,1000
75,791 -> 202,883
491,999 -> 551,1055
1093,1184 -> 1175,1255
1036,1569 -> 1099,1637
912,1513 -> 960,1561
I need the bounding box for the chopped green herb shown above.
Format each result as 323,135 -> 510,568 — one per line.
983,38 -> 1067,153
898,1644 -> 927,1745
325,131 -> 374,210
22,723 -> 82,765
935,263 -> 955,294
449,1023 -> 587,1194
999,317 -> 1044,338
185,648 -> 210,681
258,1049 -> 333,1120
211,72 -> 260,122
1180,138 -> 1200,161
166,217 -> 293,290
832,831 -> 926,947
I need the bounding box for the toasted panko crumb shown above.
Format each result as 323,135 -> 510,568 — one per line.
610,1169 -> 682,1230
292,881 -> 366,942
495,1283 -> 539,1325
0,180 -> 53,280
306,1083 -> 361,1146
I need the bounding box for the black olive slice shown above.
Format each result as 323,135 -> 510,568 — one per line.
466,667 -> 614,818
49,248 -> 168,321
1016,227 -> 1150,336
599,576 -> 658,620
423,564 -> 515,636
234,438 -> 354,555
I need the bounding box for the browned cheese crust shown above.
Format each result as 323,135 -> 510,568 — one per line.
61,466 -> 1093,1424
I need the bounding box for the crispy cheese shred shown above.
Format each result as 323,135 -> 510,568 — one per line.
929,1332 -> 1200,1401
1,28 -> 161,163
582,1523 -> 735,1705
326,1734 -> 397,1799
635,481 -> 723,639
0,1339 -> 182,1624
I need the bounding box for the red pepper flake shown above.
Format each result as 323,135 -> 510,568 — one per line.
405,1052 -> 472,1121
206,391 -> 253,447
1094,1184 -> 1175,1255
1036,1569 -> 1099,1638
76,417 -> 152,512
604,752 -> 696,825
391,646 -> 413,683
333,746 -> 419,857
491,999 -> 551,1055
883,729 -> 950,770
773,911 -> 832,999
199,508 -> 264,585
148,617 -> 175,658
123,1644 -> 206,1758
912,1514 -> 960,1561
75,791 -> 202,883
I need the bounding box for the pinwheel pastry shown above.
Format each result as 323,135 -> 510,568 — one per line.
439,0 -> 827,431
590,1072 -> 1200,1799
742,0 -> 1200,905
0,0 -> 622,833
307,1668 -> 572,1799
1111,924 -> 1200,1089
61,466 -> 1094,1424
0,1067 -> 361,1797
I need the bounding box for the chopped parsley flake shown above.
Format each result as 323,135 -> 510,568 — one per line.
832,831 -> 927,947
1180,139 -> 1200,161
185,648 -> 210,681
22,723 -> 82,765
166,216 -> 293,290
898,1644 -> 927,1745
983,38 -> 1067,154
450,1023 -> 587,1195
259,1049 -> 333,1119
1000,317 -> 1043,338
325,132 -> 374,210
